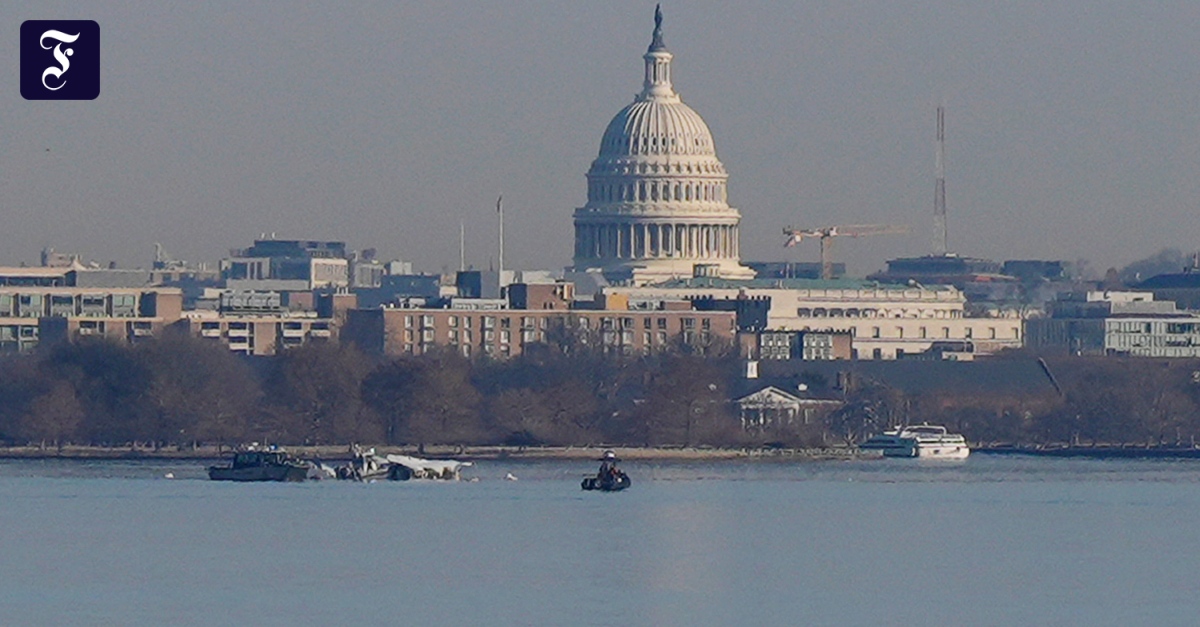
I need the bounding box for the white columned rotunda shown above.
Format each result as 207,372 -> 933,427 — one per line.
571,6 -> 755,284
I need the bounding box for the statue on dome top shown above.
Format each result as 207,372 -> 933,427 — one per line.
649,4 -> 666,51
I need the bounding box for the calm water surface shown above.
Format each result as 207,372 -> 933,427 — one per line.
2,456 -> 1200,626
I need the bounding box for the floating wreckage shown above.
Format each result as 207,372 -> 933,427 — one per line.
207,445 -> 472,482
335,446 -> 473,482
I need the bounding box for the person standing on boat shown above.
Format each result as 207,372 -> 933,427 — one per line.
598,450 -> 619,481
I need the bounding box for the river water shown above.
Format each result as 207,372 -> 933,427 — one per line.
2,455 -> 1199,626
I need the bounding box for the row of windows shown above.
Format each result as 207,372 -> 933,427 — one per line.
406,314 -> 532,330
603,133 -> 712,155
1109,333 -> 1200,349
402,326 -> 715,353
199,321 -> 329,333
0,293 -> 138,318
797,307 -> 959,320
1109,321 -> 1200,335
864,326 -> 1018,340
403,313 -> 724,332
404,343 -> 511,358
589,179 -> 727,204
0,325 -> 38,341
596,160 -> 720,175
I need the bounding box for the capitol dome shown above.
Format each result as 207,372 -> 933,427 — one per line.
598,99 -> 716,159
571,6 -> 753,284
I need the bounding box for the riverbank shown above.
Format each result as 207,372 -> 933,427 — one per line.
0,444 -> 870,462
976,445 -> 1200,459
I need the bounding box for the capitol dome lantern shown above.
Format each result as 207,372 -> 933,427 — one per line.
571,6 -> 754,284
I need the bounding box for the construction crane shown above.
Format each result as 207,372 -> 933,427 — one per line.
782,224 -> 910,280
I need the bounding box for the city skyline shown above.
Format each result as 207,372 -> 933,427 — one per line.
5,2 -> 1200,275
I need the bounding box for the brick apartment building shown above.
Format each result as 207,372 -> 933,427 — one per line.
342,307 -> 737,358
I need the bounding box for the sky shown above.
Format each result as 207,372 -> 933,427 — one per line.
4,1 -> 1200,277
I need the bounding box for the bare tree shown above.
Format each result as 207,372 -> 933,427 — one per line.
16,380 -> 83,451
261,343 -> 381,445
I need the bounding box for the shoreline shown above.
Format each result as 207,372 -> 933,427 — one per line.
0,444 -> 869,462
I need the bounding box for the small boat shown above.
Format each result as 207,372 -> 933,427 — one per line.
581,472 -> 631,491
582,450 -> 631,491
860,423 -> 970,459
208,449 -> 312,482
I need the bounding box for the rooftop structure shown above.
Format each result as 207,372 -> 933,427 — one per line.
221,237 -> 350,291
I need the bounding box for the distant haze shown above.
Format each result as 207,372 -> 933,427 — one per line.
4,1 -> 1199,276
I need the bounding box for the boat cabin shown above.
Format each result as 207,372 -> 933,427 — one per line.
231,451 -> 292,468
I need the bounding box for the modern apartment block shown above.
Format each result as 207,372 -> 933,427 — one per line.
1026,291 -> 1200,357
177,312 -> 334,356
171,287 -> 347,356
0,287 -> 183,351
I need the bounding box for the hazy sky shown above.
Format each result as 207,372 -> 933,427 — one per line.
5,1 -> 1200,276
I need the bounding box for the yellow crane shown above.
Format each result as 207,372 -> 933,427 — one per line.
782,224 -> 910,280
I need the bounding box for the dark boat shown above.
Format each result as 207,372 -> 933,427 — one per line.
583,450 -> 631,491
581,471 -> 631,492
208,450 -> 311,482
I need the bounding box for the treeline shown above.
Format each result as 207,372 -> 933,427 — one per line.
6,334 -> 1200,451
0,333 -> 744,451
825,355 -> 1200,448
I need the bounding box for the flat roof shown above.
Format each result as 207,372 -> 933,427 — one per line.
642,277 -> 950,291
0,267 -> 71,277
0,286 -> 181,294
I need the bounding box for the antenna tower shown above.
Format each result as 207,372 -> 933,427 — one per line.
932,106 -> 948,256
459,221 -> 466,272
497,196 -> 504,277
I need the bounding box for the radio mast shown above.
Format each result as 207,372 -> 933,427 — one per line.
459,220 -> 466,272
497,196 -> 504,276
933,106 -> 948,256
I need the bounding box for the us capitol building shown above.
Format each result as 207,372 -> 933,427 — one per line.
568,8 -> 1024,359
571,7 -> 755,285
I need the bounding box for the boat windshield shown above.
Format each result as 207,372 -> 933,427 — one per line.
233,452 -> 262,467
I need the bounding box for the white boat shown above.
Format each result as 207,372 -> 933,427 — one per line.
860,424 -> 970,459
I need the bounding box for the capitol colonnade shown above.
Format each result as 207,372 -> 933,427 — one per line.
574,222 -> 741,260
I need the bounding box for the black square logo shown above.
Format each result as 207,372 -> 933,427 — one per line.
21,20 -> 100,100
